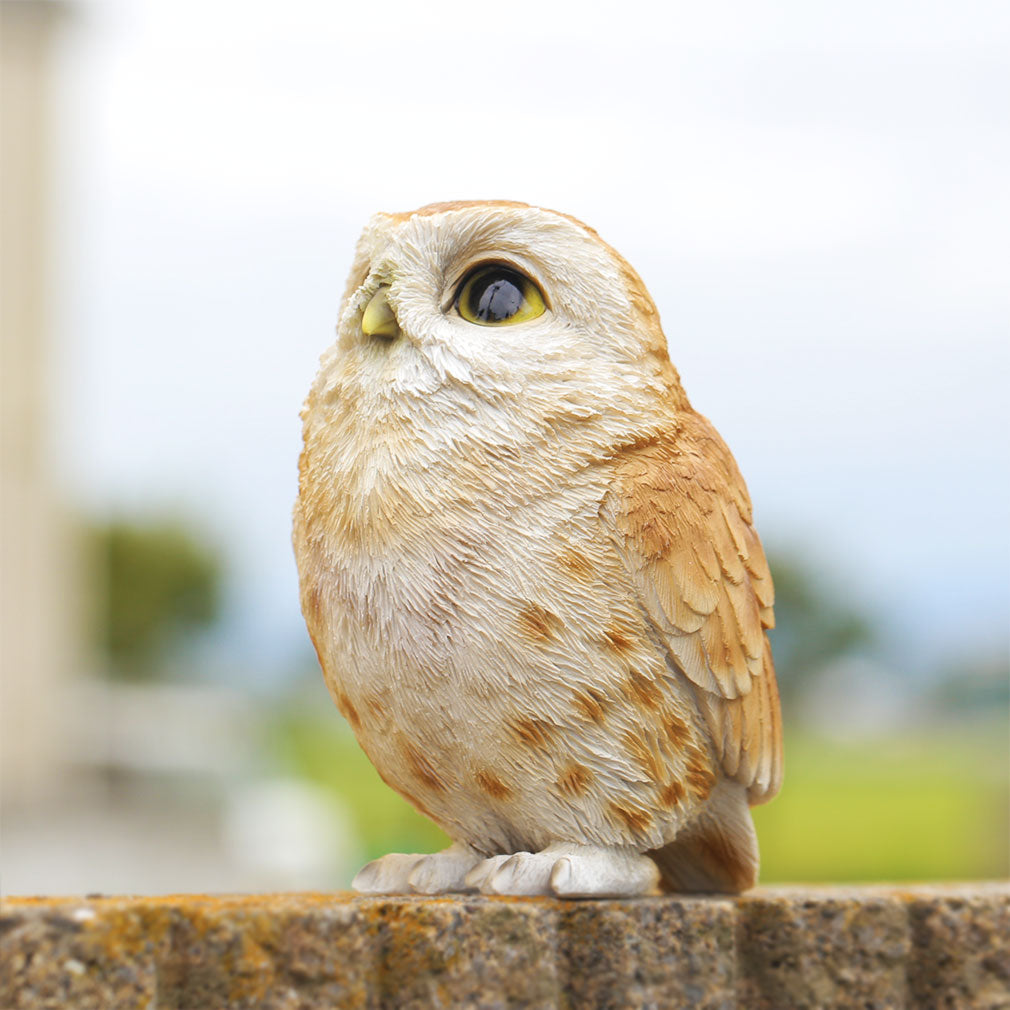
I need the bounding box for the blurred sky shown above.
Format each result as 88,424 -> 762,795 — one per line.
48,0 -> 1009,682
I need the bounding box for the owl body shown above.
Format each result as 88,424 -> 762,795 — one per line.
294,202 -> 782,895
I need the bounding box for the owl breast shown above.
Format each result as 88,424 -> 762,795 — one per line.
295,407 -> 718,856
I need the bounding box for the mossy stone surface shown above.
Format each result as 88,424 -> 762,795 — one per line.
2,885 -> 1007,1009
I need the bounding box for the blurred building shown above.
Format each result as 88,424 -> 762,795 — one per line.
1,7 -> 358,893
1,0 -> 79,807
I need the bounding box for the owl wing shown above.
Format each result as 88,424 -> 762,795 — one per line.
601,412 -> 783,803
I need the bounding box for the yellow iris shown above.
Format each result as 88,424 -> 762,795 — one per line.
455,264 -> 546,326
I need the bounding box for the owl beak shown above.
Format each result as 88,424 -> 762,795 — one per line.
361,286 -> 401,340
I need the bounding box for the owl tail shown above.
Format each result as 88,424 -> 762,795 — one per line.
648,780 -> 759,894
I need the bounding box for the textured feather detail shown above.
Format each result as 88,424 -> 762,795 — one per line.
605,411 -> 784,803
648,780 -> 759,892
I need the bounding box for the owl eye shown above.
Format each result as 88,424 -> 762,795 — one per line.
455,264 -> 546,326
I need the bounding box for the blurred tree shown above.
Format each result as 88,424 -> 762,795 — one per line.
87,518 -> 222,680
928,652 -> 1010,718
766,550 -> 877,708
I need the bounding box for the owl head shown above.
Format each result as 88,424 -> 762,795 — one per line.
309,202 -> 689,431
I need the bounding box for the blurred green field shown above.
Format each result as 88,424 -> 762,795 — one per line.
752,723 -> 1008,882
268,708 -> 1009,885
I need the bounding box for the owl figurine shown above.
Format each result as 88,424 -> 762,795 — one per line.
293,201 -> 782,898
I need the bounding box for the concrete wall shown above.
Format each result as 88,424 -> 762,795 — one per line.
2,885 -> 1007,1008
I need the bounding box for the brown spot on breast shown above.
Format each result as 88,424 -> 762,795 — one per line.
608,802 -> 653,835
474,769 -> 512,799
603,622 -> 635,653
507,716 -> 557,750
557,764 -> 593,797
572,688 -> 607,724
559,548 -> 594,582
623,731 -> 665,782
517,602 -> 562,643
402,741 -> 447,792
685,746 -> 716,801
335,691 -> 361,731
662,711 -> 692,748
658,779 -> 686,808
627,669 -> 663,710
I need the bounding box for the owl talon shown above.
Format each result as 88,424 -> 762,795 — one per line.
463,853 -> 512,893
465,844 -> 659,898
406,843 -> 483,894
486,851 -> 555,896
550,857 -> 575,893
352,844 -> 482,895
549,848 -> 660,898
352,853 -> 423,894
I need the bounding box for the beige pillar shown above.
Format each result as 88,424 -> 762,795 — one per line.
1,0 -> 77,806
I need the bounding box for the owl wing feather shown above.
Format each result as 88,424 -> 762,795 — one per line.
603,411 -> 783,803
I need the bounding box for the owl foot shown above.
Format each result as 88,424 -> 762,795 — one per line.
351,843 -> 482,895
464,842 -> 660,898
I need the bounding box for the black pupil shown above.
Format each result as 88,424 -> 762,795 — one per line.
472,271 -> 524,322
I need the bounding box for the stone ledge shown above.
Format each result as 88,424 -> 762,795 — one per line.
1,885 -> 1007,1009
